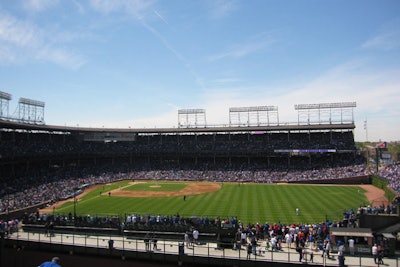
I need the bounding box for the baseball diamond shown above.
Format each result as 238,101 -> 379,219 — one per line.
41,180 -> 388,225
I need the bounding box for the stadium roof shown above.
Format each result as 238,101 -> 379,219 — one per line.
330,228 -> 373,237
0,119 -> 355,135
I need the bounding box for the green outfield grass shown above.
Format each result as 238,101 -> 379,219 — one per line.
57,181 -> 369,225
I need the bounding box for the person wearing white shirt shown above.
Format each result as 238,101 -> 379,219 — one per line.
372,243 -> 378,264
192,229 -> 199,245
348,238 -> 355,255
285,233 -> 292,248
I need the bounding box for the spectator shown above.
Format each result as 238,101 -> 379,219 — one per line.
348,237 -> 355,255
337,250 -> 345,267
193,228 -> 199,245
321,240 -> 331,259
372,243 -> 378,264
184,231 -> 190,248
38,257 -> 61,267
246,242 -> 252,260
378,249 -> 384,264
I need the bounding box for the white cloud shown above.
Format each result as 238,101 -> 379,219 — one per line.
208,0 -> 238,20
210,77 -> 242,85
0,46 -> 17,63
23,0 -> 60,12
153,9 -> 169,25
277,63 -> 400,142
70,108 -> 178,129
35,46 -> 86,70
88,0 -> 122,13
72,0 -> 86,14
361,18 -> 400,51
0,12 -> 39,47
0,10 -> 86,69
89,0 -> 155,19
208,34 -> 275,61
191,59 -> 400,141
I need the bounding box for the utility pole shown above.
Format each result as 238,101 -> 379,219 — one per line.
375,147 -> 380,174
363,119 -> 368,142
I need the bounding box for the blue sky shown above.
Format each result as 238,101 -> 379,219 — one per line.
0,0 -> 399,142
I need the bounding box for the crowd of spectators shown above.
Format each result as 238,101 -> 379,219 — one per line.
0,167 -> 128,213
23,210 -> 121,229
0,130 -> 356,158
0,218 -> 19,237
378,163 -> 400,193
235,203 -> 395,261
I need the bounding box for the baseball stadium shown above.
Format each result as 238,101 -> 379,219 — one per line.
0,94 -> 399,267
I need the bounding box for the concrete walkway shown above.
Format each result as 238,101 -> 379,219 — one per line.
6,230 -> 397,267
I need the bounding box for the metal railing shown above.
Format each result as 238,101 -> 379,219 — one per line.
5,230 -> 399,267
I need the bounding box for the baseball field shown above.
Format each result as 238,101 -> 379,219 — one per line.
50,180 -> 386,225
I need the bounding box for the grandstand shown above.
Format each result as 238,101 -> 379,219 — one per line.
0,111 -> 360,184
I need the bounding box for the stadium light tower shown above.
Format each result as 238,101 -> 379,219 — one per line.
18,97 -> 45,124
178,109 -> 207,128
294,102 -> 356,125
0,91 -> 12,119
229,105 -> 279,127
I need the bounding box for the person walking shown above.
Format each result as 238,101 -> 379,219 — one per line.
192,229 -> 199,245
271,235 -> 278,251
234,229 -> 242,250
348,237 -> 355,255
251,235 -> 257,255
152,233 -> 158,251
296,247 -> 304,262
324,240 -> 331,259
378,249 -> 384,264
38,257 -> 61,267
246,242 -> 252,260
144,232 -> 151,251
372,243 -> 378,264
337,250 -> 345,267
184,231 -> 190,248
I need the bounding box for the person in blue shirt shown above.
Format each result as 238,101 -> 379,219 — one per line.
38,257 -> 61,267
